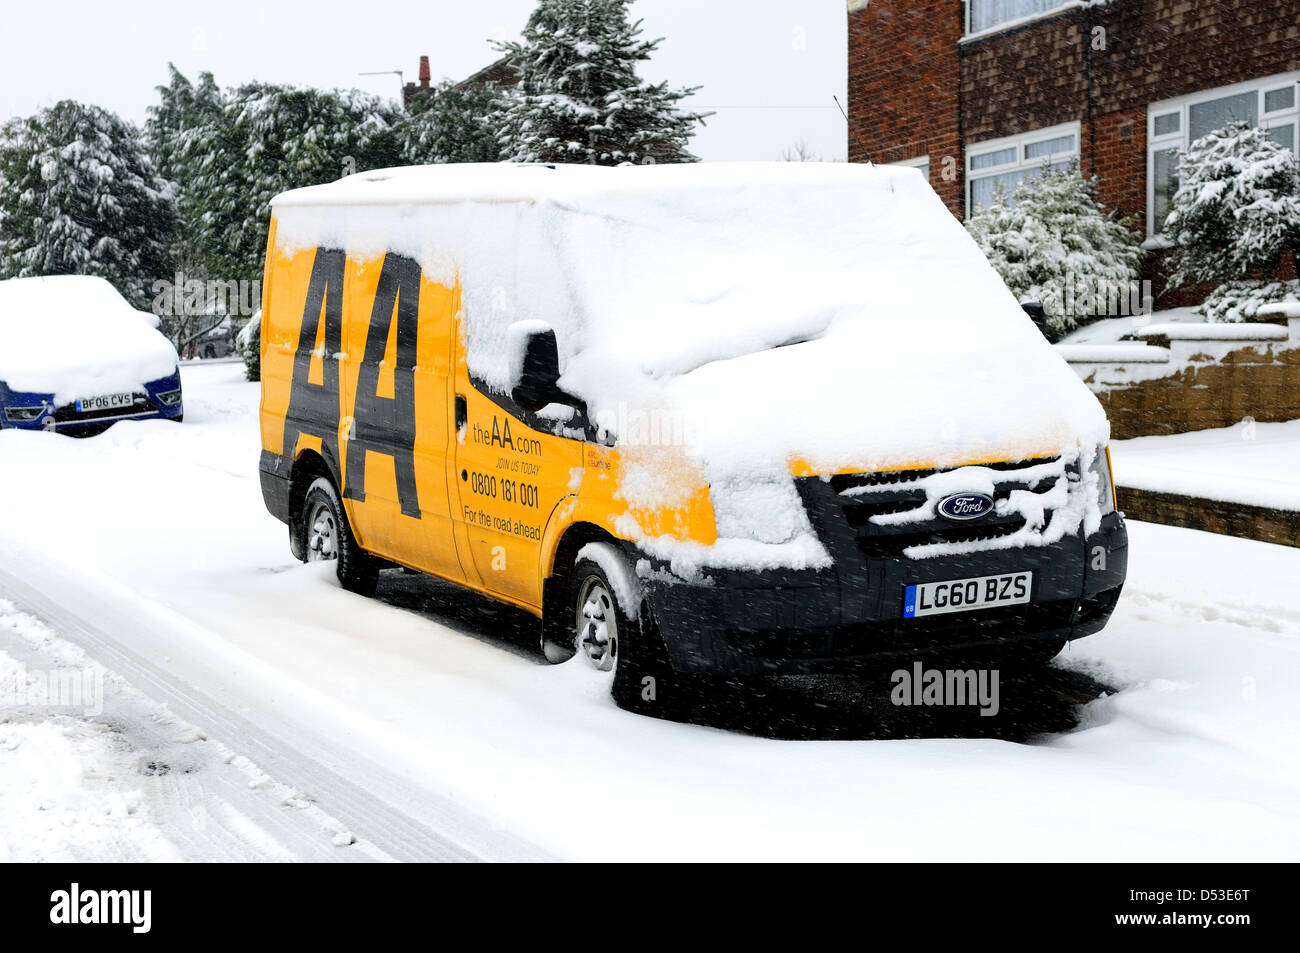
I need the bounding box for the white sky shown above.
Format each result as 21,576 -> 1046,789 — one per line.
0,0 -> 848,162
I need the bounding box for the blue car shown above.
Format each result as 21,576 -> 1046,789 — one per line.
0,276 -> 183,436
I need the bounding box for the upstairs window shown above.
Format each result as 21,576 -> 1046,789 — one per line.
966,1 -> 1078,37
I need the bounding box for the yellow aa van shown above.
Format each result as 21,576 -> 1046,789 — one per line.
258,163 -> 1127,712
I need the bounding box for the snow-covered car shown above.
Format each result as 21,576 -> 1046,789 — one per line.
257,163 -> 1128,711
0,275 -> 183,435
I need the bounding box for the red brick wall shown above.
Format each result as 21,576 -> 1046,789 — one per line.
1090,109 -> 1145,223
958,0 -> 1300,219
847,0 -> 964,215
960,9 -> 1093,145
850,0 -> 1300,223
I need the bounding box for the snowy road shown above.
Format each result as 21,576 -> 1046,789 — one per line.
1,362 -> 1298,861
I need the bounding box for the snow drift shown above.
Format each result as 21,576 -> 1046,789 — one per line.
0,276 -> 179,402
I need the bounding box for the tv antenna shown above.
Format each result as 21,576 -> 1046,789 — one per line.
360,70 -> 405,97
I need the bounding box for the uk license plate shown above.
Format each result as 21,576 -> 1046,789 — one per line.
75,393 -> 135,413
903,571 -> 1032,619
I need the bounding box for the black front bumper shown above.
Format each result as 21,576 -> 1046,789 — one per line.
643,511 -> 1128,676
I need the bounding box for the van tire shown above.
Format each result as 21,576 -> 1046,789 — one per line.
298,476 -> 380,597
566,555 -> 695,716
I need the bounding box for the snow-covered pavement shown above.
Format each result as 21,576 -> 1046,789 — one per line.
1113,419 -> 1300,511
1,362 -> 1298,861
1055,306 -> 1203,345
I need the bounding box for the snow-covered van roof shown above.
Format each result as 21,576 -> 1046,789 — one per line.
272,163 -> 1109,565
0,275 -> 179,402
273,162 -> 1106,463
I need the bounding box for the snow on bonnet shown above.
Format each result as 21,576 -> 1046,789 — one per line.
0,276 -> 179,403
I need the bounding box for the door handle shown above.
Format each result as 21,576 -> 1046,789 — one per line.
454,394 -> 467,431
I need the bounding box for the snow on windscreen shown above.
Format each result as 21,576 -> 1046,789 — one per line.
0,276 -> 179,402
273,164 -> 1110,570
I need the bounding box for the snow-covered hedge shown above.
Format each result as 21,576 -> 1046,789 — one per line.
1198,278 -> 1300,324
236,309 -> 261,382
965,166 -> 1143,338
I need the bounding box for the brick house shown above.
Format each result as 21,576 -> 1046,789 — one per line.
402,55 -> 520,109
847,0 -> 1300,300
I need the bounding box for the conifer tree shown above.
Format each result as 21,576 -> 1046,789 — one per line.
492,0 -> 708,165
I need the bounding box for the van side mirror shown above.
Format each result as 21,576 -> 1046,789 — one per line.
1020,301 -> 1049,338
508,321 -> 563,414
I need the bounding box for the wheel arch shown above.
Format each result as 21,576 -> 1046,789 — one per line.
288,449 -> 337,522
287,449 -> 338,561
541,521 -> 633,655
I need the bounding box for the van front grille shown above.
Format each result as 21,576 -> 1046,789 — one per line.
799,456 -> 1072,561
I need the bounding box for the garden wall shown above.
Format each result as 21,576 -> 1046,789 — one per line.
1057,311 -> 1300,440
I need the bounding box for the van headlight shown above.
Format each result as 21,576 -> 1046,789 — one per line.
1089,444 -> 1115,516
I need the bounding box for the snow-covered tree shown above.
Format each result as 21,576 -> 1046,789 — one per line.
146,64 -> 223,186
491,0 -> 709,165
236,308 -> 261,382
178,82 -> 403,284
1162,121 -> 1300,322
966,165 -> 1143,337
1196,278 -> 1300,324
400,81 -> 504,165
780,139 -> 822,162
0,100 -> 175,309
144,66 -> 231,351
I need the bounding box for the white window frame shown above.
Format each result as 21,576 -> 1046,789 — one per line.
963,1 -> 1082,41
965,121 -> 1081,217
889,154 -> 931,183
1147,70 -> 1300,235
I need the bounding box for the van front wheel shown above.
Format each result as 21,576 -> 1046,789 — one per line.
298,476 -> 379,597
565,551 -> 687,715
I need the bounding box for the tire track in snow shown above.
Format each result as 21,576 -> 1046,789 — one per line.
0,539 -> 552,862
1123,585 -> 1300,648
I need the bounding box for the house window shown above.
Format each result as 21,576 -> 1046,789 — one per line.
966,122 -> 1080,215
1148,71 -> 1300,234
890,155 -> 930,183
966,0 -> 1078,37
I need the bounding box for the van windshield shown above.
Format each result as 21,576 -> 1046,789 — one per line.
456,167 -> 979,391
